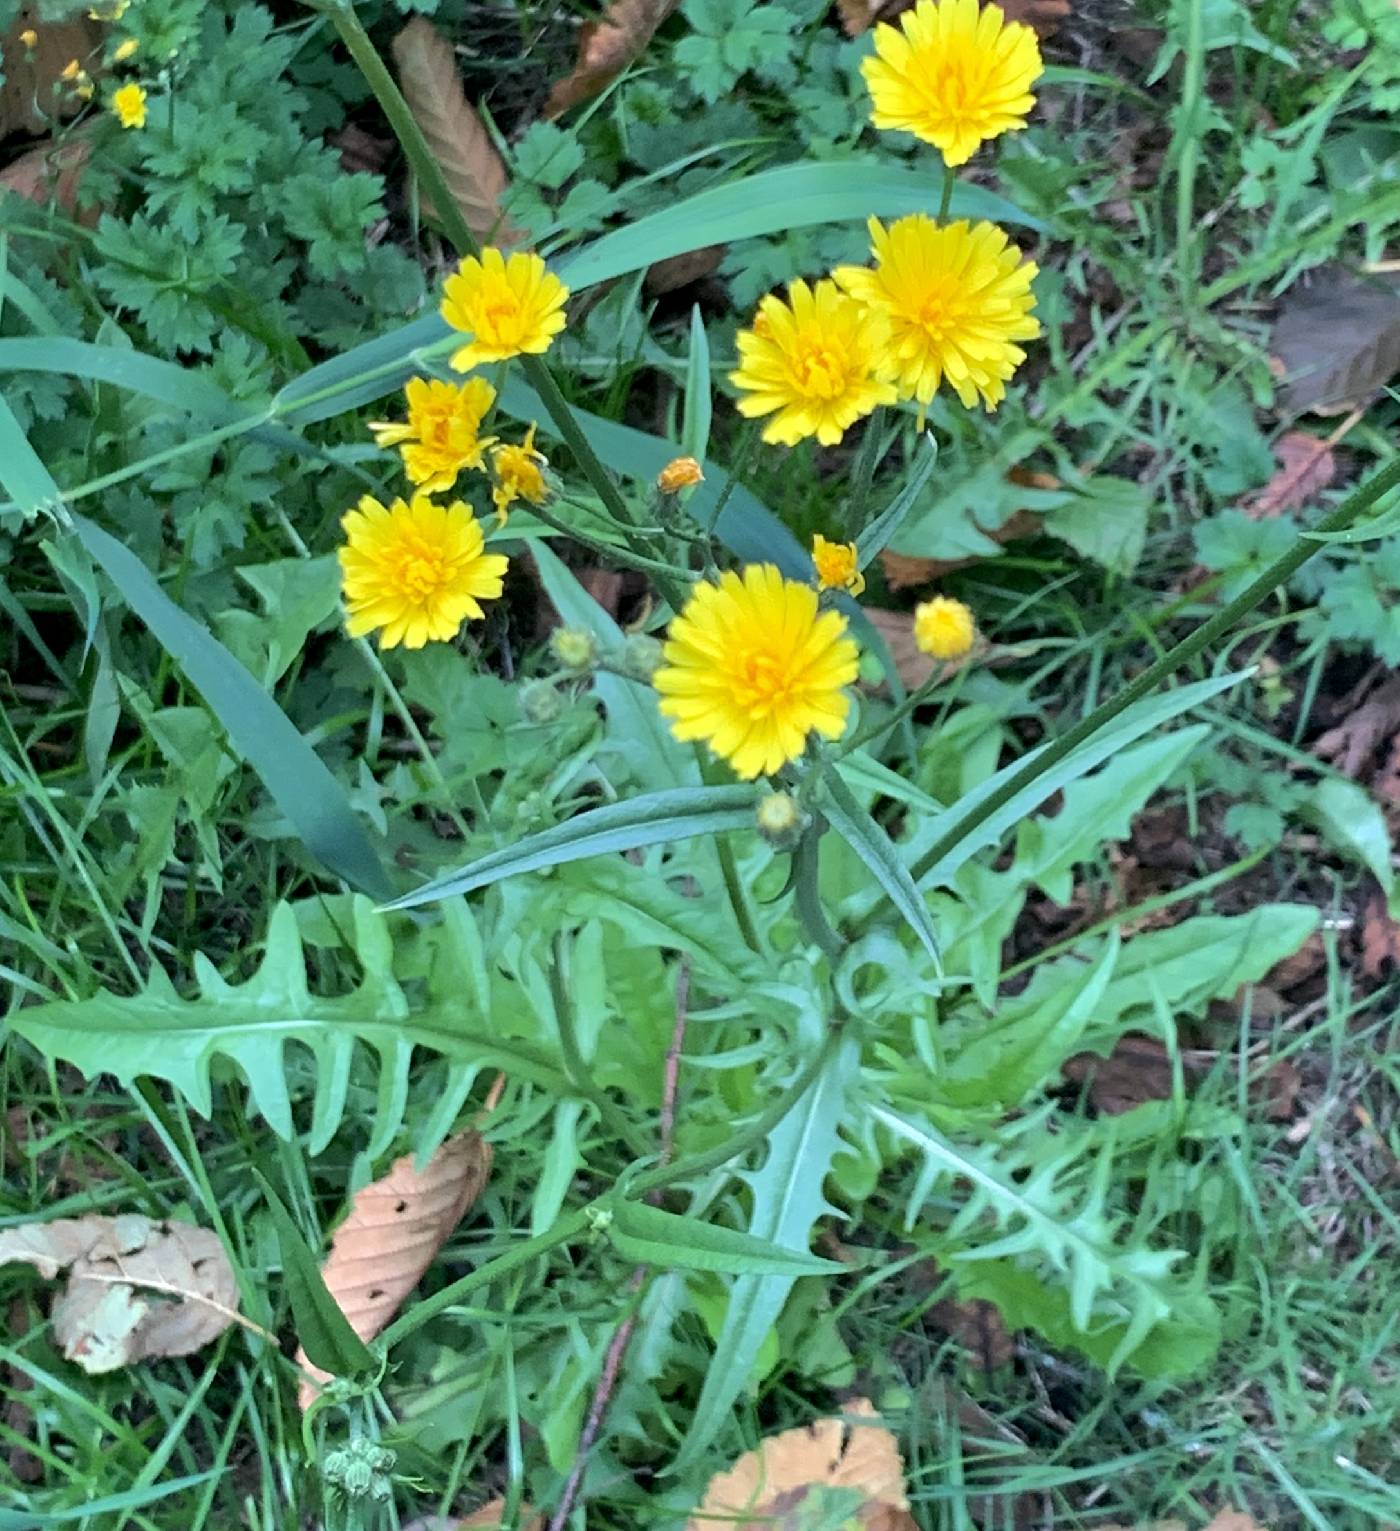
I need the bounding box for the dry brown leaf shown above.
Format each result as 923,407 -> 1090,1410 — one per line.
1313,674 -> 1400,779
644,243 -> 726,295
1242,431 -> 1336,517
1273,267 -> 1400,415
689,1398 -> 913,1531
545,0 -> 679,118
928,1293 -> 1014,1369
837,0 -> 1067,39
0,12 -> 100,137
297,1131 -> 492,1408
0,135 -> 91,215
402,1502 -> 542,1531
879,507 -> 1042,591
0,1215 -> 237,1374
1202,1514 -> 1267,1531
1064,1035 -> 1300,1121
392,18 -> 520,247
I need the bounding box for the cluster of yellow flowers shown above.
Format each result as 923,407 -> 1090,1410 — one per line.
656,0 -> 1035,779
339,250 -> 567,650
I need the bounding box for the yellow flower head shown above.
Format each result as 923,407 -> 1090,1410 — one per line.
441,248 -> 569,373
19,29 -> 38,48
835,215 -> 1039,412
369,376 -> 497,494
490,425 -> 549,525
731,279 -> 897,448
338,493 -> 508,650
657,456 -> 704,493
863,0 -> 1042,167
654,565 -> 859,779
60,58 -> 82,80
111,81 -> 146,128
811,534 -> 865,596
913,595 -> 976,659
111,37 -> 139,62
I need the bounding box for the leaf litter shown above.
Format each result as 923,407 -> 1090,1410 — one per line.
0,1215 -> 238,1374
545,0 -> 680,118
297,1130 -> 492,1407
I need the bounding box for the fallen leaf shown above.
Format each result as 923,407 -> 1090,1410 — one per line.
402,1503 -> 542,1531
0,135 -> 91,216
1273,267 -> 1400,415
545,0 -> 679,118
837,0 -> 1067,38
1064,1034 -> 1176,1115
1203,1514 -> 1267,1531
0,1215 -> 237,1374
1360,889 -> 1400,980
1313,674 -> 1400,778
1241,431 -> 1336,517
879,506 -> 1042,590
928,1292 -> 1014,1369
644,243 -> 725,295
296,1131 -> 492,1408
0,12 -> 100,137
689,1398 -> 913,1531
392,18 -> 520,247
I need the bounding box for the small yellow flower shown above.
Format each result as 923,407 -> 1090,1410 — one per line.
654,565 -> 859,779
863,0 -> 1042,167
913,595 -> 976,659
60,58 -> 82,80
338,493 -> 508,650
811,534 -> 866,597
19,29 -> 38,48
369,377 -> 497,494
440,248 -> 569,373
835,215 -> 1039,413
490,425 -> 549,525
111,81 -> 146,128
111,37 -> 139,62
730,279 -> 897,448
75,74 -> 94,100
657,456 -> 704,493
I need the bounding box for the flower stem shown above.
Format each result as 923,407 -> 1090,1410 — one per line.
938,160 -> 955,221
905,454 -> 1400,889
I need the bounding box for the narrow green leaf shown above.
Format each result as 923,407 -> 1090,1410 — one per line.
0,394 -> 62,521
609,1200 -> 844,1277
855,436 -> 938,570
820,770 -> 940,966
254,1171 -> 377,1379
681,304 -> 712,463
0,1474 -> 218,1529
385,785 -> 758,909
69,515 -> 391,899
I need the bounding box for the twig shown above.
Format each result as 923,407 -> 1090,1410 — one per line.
547,962 -> 690,1531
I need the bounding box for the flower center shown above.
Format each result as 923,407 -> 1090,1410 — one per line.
734,650 -> 797,717
484,296 -> 522,339
794,343 -> 849,400
393,540 -> 450,602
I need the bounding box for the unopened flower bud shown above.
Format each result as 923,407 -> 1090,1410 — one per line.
755,791 -> 807,851
621,633 -> 663,680
19,29 -> 38,48
657,456 -> 703,494
913,596 -> 976,660
112,37 -> 139,61
519,679 -> 564,725
549,627 -> 597,670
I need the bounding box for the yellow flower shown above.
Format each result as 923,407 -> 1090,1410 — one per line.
490,425 -> 549,524
19,29 -> 38,48
657,456 -> 704,493
75,74 -> 94,100
862,0 -> 1042,167
60,58 -> 82,80
913,595 -> 976,659
338,493 -> 508,650
811,534 -> 865,596
111,81 -> 146,128
440,248 -> 569,373
111,37 -> 139,62
369,377 -> 497,494
730,279 -> 897,448
654,565 -> 859,779
835,216 -> 1039,412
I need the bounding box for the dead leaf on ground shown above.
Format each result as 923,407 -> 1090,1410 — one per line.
545,0 -> 679,118
1064,1035 -> 1300,1121
392,19 -> 520,247
928,1292 -> 1014,1370
297,1131 -> 492,1408
0,1215 -> 237,1374
837,0 -> 1068,38
1313,674 -> 1400,779
1202,1514 -> 1268,1531
0,135 -> 91,216
0,12 -> 100,137
880,491 -> 1046,591
1360,888 -> 1400,979
402,1503 -> 542,1531
1242,431 -> 1337,517
689,1398 -> 914,1531
644,243 -> 725,295
1273,267 -> 1400,415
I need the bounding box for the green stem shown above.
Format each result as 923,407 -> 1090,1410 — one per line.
844,406 -> 888,539
716,832 -> 764,955
703,417 -> 762,537
529,499 -> 697,584
377,1021 -> 845,1349
906,455 -> 1400,889
938,160 -> 955,222
793,825 -> 847,968
318,0 -> 690,616
837,663 -> 947,760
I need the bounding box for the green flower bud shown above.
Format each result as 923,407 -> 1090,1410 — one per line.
549,627 -> 598,670
755,791 -> 807,851
621,633 -> 663,680
519,679 -> 565,725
